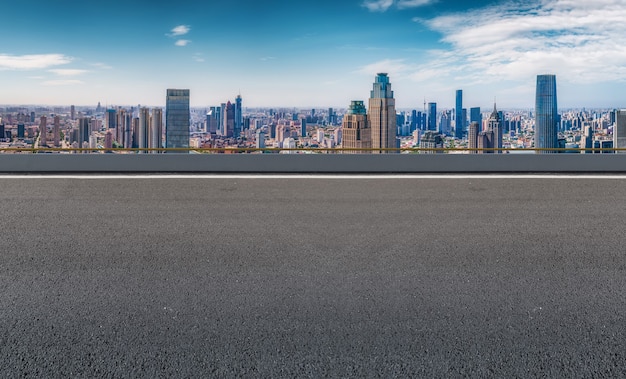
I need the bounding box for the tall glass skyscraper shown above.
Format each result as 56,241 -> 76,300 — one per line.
455,90 -> 464,139
166,89 -> 190,151
428,102 -> 437,131
235,95 -> 243,136
368,73 -> 396,153
535,75 -> 558,153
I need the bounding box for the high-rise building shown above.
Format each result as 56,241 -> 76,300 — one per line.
78,118 -> 90,149
70,105 -> 75,121
368,73 -> 396,153
138,107 -> 150,152
342,100 -> 371,154
301,119 -> 307,137
468,122 -> 479,154
223,101 -> 235,137
151,108 -> 163,152
455,90 -> 463,139
106,109 -> 117,130
17,123 -> 25,139
470,107 -> 482,132
0,124 -> 4,141
166,89 -> 190,151
53,116 -> 60,147
427,102 -> 437,131
488,103 -> 503,153
235,95 -> 243,136
39,116 -> 47,147
535,74 -> 558,153
614,110 -> 626,153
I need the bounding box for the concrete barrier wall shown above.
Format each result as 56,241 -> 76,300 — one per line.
0,154 -> 626,173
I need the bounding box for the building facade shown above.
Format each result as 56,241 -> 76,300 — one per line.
368,73 -> 396,153
535,74 -> 558,153
166,89 -> 190,150
342,100 -> 371,153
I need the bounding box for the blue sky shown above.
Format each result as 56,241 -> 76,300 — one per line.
1,0 -> 625,109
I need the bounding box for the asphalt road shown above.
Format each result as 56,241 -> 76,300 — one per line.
1,176 -> 625,377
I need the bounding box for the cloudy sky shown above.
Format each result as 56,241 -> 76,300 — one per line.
1,0 -> 625,109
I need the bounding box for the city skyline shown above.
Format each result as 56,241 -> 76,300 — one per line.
1,0 -> 625,108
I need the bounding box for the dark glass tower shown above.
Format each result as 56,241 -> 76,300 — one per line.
535,75 -> 558,153
428,102 -> 437,131
166,89 -> 190,151
455,90 -> 463,139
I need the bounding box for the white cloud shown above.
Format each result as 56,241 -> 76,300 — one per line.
91,62 -> 112,70
0,54 -> 72,70
170,25 -> 190,36
193,53 -> 205,62
49,69 -> 89,76
397,0 -> 436,9
260,56 -> 277,61
413,0 -> 626,85
175,39 -> 191,47
41,79 -> 84,86
363,0 -> 394,12
362,0 -> 435,12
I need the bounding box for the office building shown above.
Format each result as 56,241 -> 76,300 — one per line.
166,89 -> 190,150
53,116 -> 60,147
106,109 -> 117,130
487,103 -> 503,153
301,119 -> 307,137
428,102 -> 437,131
138,107 -> 150,152
368,73 -> 396,153
223,101 -> 235,137
235,95 -> 243,136
614,110 -> 626,153
39,116 -> 47,147
342,101 -> 371,153
470,107 -> 482,132
18,123 -> 25,139
151,108 -> 163,152
419,131 -> 443,153
77,118 -> 90,150
455,90 -> 464,139
535,74 -> 558,153
468,122 -> 479,154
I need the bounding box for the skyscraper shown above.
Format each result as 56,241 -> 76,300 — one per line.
427,102 -> 437,131
166,89 -> 190,151
342,100 -> 371,154
368,73 -> 396,153
468,122 -> 479,154
455,90 -> 463,139
138,107 -> 150,152
223,101 -> 235,137
535,74 -> 558,153
235,95 -> 243,136
53,115 -> 60,147
39,116 -> 47,147
470,107 -> 482,132
488,103 -> 503,153
151,108 -> 163,152
614,110 -> 626,153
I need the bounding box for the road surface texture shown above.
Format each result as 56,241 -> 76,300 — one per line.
1,176 -> 625,377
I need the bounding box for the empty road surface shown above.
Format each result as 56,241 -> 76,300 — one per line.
1,175 -> 625,377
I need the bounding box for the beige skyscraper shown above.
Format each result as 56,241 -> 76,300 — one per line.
53,115 -> 60,147
368,73 -> 396,153
150,108 -> 163,153
342,101 -> 371,153
39,116 -> 47,147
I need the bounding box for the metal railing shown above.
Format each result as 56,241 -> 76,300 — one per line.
0,147 -> 625,154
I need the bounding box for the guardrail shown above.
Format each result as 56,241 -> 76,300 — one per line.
0,147 -> 625,153
1,149 -> 626,173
